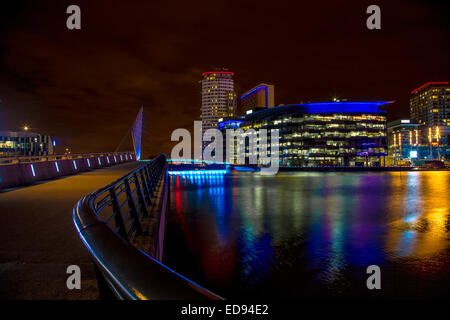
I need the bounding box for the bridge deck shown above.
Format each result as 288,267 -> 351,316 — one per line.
0,162 -> 141,299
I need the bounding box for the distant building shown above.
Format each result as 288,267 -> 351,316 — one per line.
241,83 -> 275,114
219,101 -> 390,167
410,82 -> 449,127
387,119 -> 423,163
0,131 -> 54,157
200,70 -> 237,132
409,82 -> 450,160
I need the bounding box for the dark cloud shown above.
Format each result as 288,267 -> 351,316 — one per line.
0,0 -> 449,156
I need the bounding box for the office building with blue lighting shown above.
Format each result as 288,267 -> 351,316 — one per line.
241,83 -> 275,114
219,101 -> 390,167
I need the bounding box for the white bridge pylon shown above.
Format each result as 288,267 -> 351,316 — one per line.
131,106 -> 143,160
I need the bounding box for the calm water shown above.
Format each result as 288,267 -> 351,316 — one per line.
165,171 -> 450,299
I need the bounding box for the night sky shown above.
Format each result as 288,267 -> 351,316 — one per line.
0,0 -> 449,157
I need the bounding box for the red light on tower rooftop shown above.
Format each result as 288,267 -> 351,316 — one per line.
411,82 -> 449,94
202,71 -> 234,76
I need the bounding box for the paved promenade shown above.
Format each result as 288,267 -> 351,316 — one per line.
0,162 -> 140,299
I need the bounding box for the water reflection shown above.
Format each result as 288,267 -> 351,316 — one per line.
386,172 -> 449,258
166,171 -> 450,298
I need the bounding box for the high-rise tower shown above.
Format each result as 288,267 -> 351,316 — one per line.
200,70 -> 237,132
410,82 -> 449,127
409,81 -> 450,160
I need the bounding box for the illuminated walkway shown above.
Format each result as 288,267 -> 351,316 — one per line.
0,162 -> 140,299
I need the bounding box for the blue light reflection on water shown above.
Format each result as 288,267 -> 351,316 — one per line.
166,170 -> 450,298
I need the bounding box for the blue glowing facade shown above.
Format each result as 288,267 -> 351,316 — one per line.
303,101 -> 389,114
217,120 -> 245,130
243,101 -> 390,117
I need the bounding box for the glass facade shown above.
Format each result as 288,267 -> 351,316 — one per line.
410,82 -> 449,128
409,82 -> 450,161
0,131 -> 54,157
219,102 -> 389,167
387,119 -> 423,164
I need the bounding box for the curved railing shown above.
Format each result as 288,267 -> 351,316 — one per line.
73,154 -> 223,300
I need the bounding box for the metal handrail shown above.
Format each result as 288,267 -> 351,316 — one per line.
0,151 -> 133,165
73,154 -> 223,300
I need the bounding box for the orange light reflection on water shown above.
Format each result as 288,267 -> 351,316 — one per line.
386,171 -> 449,259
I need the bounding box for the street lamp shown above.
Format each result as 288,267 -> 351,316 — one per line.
23,125 -> 29,156
436,126 -> 440,160
428,127 -> 433,160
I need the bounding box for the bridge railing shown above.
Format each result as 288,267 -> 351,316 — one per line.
73,154 -> 222,300
0,152 -> 133,165
0,152 -> 135,189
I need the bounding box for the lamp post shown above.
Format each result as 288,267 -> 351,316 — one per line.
436,126 -> 440,160
23,125 -> 29,156
393,132 -> 397,166
428,127 -> 433,160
